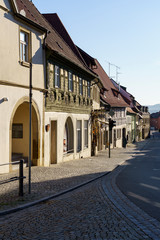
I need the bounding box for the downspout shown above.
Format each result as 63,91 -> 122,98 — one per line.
42,30 -> 50,166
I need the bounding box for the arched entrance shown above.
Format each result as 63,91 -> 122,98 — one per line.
11,99 -> 39,168
63,117 -> 74,154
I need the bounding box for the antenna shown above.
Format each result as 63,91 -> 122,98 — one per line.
107,61 -> 115,78
106,60 -> 122,82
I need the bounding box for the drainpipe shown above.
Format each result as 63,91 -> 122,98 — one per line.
29,34 -> 32,194
29,62 -> 32,194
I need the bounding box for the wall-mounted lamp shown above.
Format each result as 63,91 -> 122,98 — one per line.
45,124 -> 50,132
0,97 -> 8,104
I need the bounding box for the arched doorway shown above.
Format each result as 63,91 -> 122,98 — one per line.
63,117 -> 74,154
11,100 -> 39,167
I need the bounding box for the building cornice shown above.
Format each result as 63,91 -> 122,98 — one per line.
0,80 -> 47,93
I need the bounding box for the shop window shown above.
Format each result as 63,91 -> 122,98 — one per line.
77,120 -> 82,152
84,120 -> 88,148
63,117 -> 74,154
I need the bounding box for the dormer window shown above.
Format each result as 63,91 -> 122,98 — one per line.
112,89 -> 119,98
20,30 -> 29,63
55,65 -> 60,88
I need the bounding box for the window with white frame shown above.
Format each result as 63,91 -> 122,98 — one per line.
120,109 -> 122,117
77,120 -> 82,152
20,30 -> 29,62
117,129 -> 121,139
79,77 -> 83,95
55,65 -> 60,88
68,71 -> 73,91
84,120 -> 88,148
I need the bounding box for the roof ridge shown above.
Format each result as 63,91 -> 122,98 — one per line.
42,13 -> 89,70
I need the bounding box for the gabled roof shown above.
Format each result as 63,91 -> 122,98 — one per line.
111,79 -> 141,111
76,46 -> 97,69
43,13 -> 87,67
92,59 -> 128,107
111,79 -> 131,104
14,0 -> 96,76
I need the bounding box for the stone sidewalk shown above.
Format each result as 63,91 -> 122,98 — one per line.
0,140 -> 149,215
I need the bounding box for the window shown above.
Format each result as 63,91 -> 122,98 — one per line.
79,78 -> 83,95
77,120 -> 82,152
117,129 -> 121,139
55,65 -> 60,88
20,30 -> 29,62
68,71 -> 73,91
12,124 -> 23,139
63,117 -> 74,154
87,82 -> 91,98
84,120 -> 88,148
120,109 -> 122,117
112,89 -> 119,98
115,109 -> 118,118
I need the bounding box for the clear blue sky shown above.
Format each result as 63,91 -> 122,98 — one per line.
33,0 -> 160,106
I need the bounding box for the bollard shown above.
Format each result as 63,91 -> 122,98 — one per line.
19,159 -> 24,196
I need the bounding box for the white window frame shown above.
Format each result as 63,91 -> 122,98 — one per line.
117,129 -> 121,139
20,30 -> 29,63
84,120 -> 88,148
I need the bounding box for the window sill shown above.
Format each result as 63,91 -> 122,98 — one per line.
19,61 -> 30,68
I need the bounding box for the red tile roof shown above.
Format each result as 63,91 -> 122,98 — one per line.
93,59 -> 129,107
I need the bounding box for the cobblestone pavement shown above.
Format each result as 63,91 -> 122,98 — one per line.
0,142 -> 144,213
0,139 -> 160,239
1,164 -> 160,239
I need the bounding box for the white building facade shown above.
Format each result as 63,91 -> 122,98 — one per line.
0,0 -> 46,173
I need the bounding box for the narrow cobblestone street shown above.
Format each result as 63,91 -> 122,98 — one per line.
0,175 -> 157,240
0,143 -> 138,212
0,139 -> 160,239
